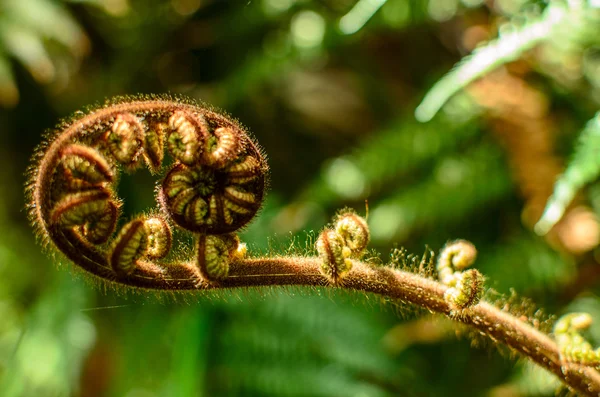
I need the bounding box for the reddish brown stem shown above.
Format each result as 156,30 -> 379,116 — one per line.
228,258 -> 600,396
49,227 -> 600,396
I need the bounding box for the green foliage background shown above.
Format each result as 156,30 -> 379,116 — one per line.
1,0 -> 600,396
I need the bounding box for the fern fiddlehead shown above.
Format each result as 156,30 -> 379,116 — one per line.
27,95 -> 268,288
27,96 -> 600,395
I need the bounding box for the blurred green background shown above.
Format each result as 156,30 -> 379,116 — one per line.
2,0 -> 600,395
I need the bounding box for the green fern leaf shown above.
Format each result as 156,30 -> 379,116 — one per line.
535,112 -> 600,235
414,4 -> 566,122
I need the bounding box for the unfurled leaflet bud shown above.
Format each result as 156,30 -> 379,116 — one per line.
50,188 -> 119,244
109,216 -> 173,276
443,269 -> 484,310
437,240 -> 478,285
60,144 -> 114,189
105,113 -> 144,168
143,122 -> 166,173
167,111 -> 207,165
202,126 -> 241,168
316,229 -> 353,284
334,211 -> 369,257
196,233 -> 240,281
554,313 -> 600,367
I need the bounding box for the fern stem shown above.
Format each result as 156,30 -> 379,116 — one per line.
81,252 -> 600,396
45,216 -> 600,394
236,258 -> 600,396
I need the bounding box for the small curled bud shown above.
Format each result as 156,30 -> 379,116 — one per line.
142,217 -> 172,259
105,113 -> 145,168
316,229 -> 353,284
554,313 -> 600,367
109,216 -> 172,276
110,219 -> 146,275
196,233 -> 241,281
167,111 -> 207,165
443,269 -> 484,310
437,240 -> 478,285
60,144 -> 114,189
202,126 -> 241,168
50,188 -> 119,244
160,153 -> 264,234
443,240 -> 477,270
334,211 -> 369,257
80,203 -> 120,245
437,240 -> 483,311
226,155 -> 262,184
143,122 -> 166,173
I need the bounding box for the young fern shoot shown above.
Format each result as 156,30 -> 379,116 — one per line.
27,95 -> 268,288
555,312 -> 600,367
27,96 -> 600,396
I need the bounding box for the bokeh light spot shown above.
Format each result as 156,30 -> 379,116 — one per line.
291,10 -> 326,49
325,157 -> 367,199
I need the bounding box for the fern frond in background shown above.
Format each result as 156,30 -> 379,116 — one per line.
415,0 -> 600,122
415,5 -> 554,122
280,113 -> 481,232
0,0 -> 91,107
368,141 -> 512,243
0,277 -> 93,397
536,113 -> 600,235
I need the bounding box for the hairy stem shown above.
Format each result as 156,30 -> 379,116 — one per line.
55,232 -> 600,395
230,258 -> 600,395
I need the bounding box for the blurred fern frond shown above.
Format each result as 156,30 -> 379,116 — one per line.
535,112 -> 600,235
0,0 -> 91,107
278,111 -> 482,237
338,0 -> 387,35
210,293 -> 414,397
478,232 -> 576,295
0,275 -> 94,397
415,0 -> 600,122
368,142 -> 512,243
107,292 -> 420,397
299,114 -> 480,205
